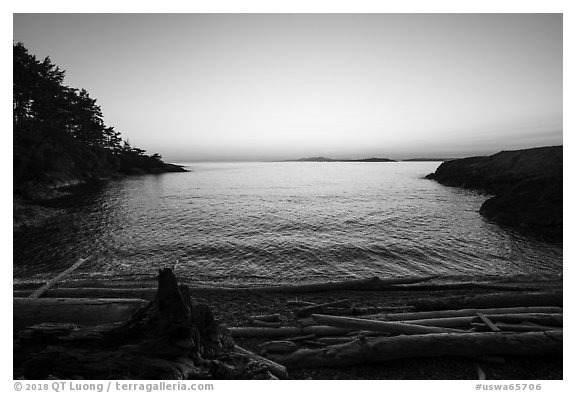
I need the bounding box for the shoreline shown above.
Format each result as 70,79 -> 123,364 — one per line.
12,269 -> 563,290
13,165 -> 188,230
201,281 -> 562,379
228,288 -> 562,380
13,275 -> 562,380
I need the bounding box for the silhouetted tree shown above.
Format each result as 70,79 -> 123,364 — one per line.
13,42 -> 173,189
13,42 -> 159,158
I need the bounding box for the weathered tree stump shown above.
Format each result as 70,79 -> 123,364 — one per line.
14,268 -> 282,380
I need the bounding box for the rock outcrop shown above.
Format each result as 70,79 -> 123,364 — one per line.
426,146 -> 562,240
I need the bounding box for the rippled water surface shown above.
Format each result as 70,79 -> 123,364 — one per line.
13,162 -> 562,285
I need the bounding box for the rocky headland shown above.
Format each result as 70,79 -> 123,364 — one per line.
426,146 -> 562,240
13,129 -> 188,230
13,153 -> 187,230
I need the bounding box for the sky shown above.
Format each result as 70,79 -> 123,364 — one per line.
13,13 -> 562,161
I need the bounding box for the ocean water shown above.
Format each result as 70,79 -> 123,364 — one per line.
13,162 -> 562,286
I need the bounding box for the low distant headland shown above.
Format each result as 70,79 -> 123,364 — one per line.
426,146 -> 562,240
283,157 -> 453,162
284,157 -> 396,162
401,158 -> 455,162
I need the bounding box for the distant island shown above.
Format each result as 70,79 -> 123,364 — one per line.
284,157 -> 396,162
426,146 -> 562,240
282,157 -> 454,163
401,158 -> 455,162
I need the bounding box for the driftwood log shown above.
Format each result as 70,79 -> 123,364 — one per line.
297,317 -> 318,326
228,327 -> 302,338
311,314 -> 464,334
476,313 -> 501,332
317,336 -> 356,345
270,331 -> 563,368
287,300 -> 318,307
249,314 -> 281,323
362,306 -> 563,322
471,322 -> 562,332
250,320 -> 282,328
14,275 -> 439,296
411,291 -> 563,310
295,299 -> 351,317
13,298 -> 147,331
259,340 -> 298,353
13,287 -> 158,300
228,325 -> 355,338
233,346 -> 288,379
383,282 -> 550,292
14,268 -> 281,380
364,313 -> 563,329
28,257 -> 87,298
487,313 -> 563,327
302,325 -> 357,335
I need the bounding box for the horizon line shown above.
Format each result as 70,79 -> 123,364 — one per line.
165,144 -> 563,164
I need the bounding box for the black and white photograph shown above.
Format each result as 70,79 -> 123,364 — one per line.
10,7 -> 566,384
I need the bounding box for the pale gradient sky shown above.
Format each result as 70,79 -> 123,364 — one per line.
13,13 -> 562,161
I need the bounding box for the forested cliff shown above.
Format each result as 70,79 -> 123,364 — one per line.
13,42 -> 185,200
